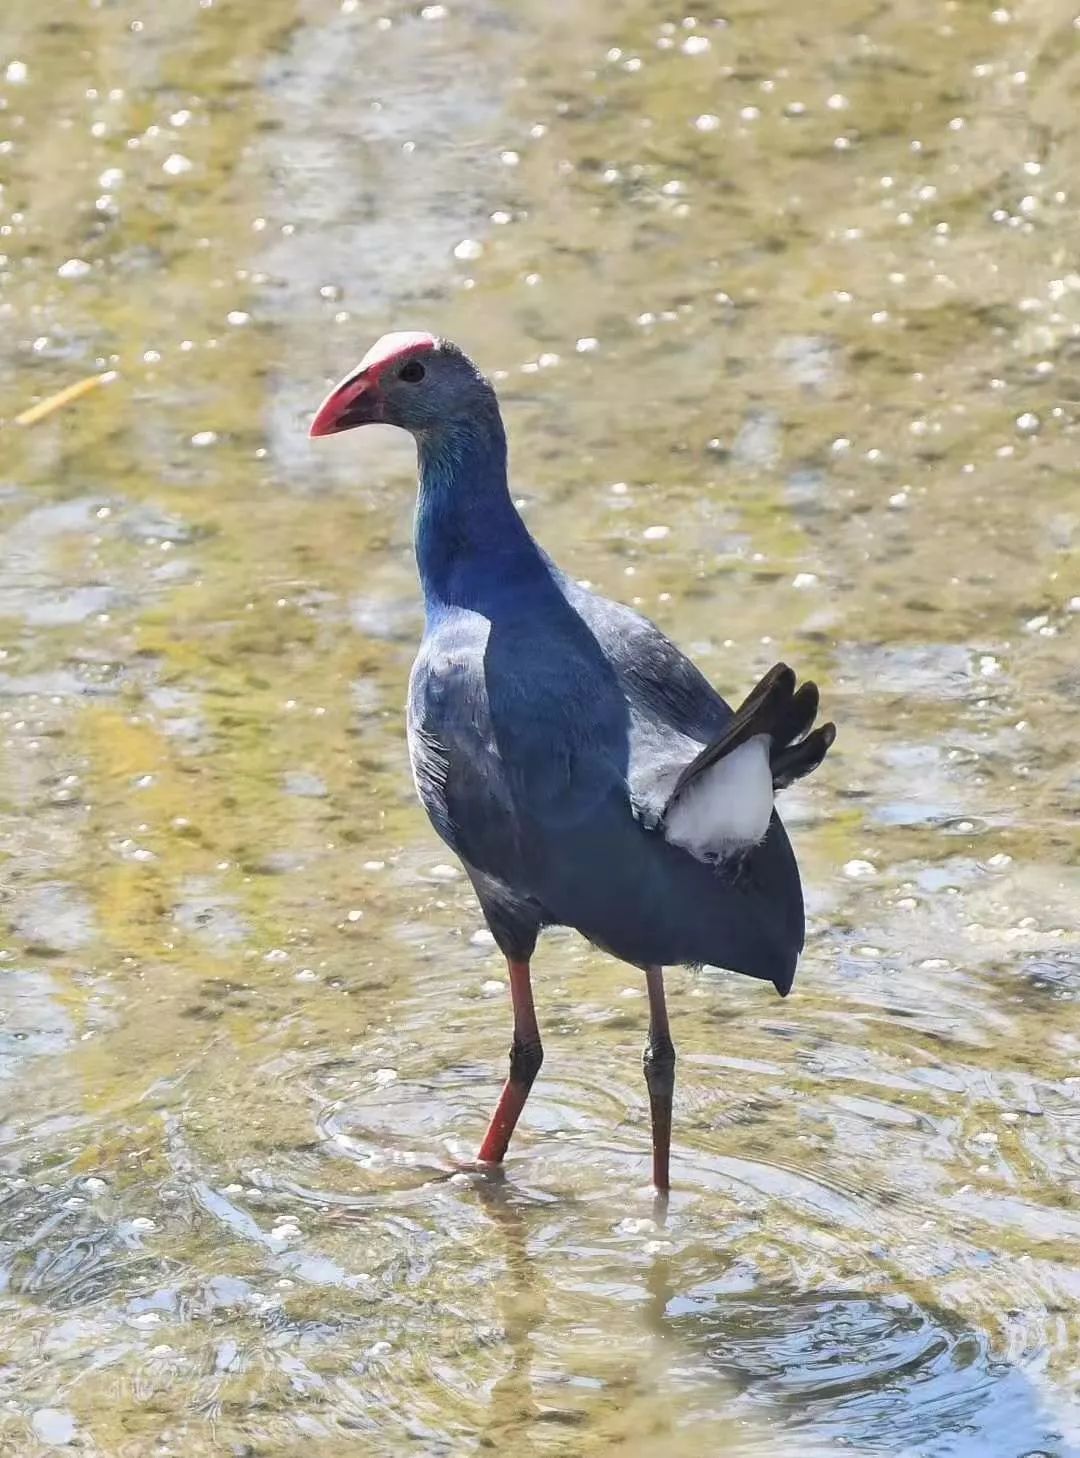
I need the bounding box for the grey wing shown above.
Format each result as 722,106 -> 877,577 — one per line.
560,579 -> 805,969
559,580 -> 734,824
560,578 -> 731,735
407,615 -> 627,881
407,631 -> 518,877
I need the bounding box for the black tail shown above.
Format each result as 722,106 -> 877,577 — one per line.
666,662 -> 835,808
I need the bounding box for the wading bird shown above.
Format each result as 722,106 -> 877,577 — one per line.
310,332 -> 834,1190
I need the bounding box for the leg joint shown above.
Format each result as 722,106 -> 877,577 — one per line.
509,1036 -> 544,1086
644,1035 -> 675,1101
644,1034 -> 676,1072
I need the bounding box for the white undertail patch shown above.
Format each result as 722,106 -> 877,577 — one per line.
664,734 -> 774,860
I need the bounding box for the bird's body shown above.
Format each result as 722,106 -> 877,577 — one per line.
310,332 -> 835,1190
408,555 -> 804,991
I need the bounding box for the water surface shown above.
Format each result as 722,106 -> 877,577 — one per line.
1,0 -> 1078,1453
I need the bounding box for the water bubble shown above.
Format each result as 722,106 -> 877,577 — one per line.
643,525 -> 670,540
739,105 -> 760,121
826,93 -> 849,110
453,238 -> 483,261
843,859 -> 877,878
57,258 -> 91,279
682,34 -> 710,54
694,113 -> 721,131
420,3 -> 447,17
499,149 -> 520,166
226,310 -> 250,325
4,61 -> 28,85
575,336 -> 599,352
99,166 -> 124,188
162,152 -> 192,176
190,430 -> 218,447
1015,411 -> 1040,434
792,572 -> 819,588
428,863 -> 460,881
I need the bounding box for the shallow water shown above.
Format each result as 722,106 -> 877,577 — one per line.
1,0 -> 1079,1453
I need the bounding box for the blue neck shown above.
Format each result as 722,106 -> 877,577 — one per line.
414,408 -> 546,616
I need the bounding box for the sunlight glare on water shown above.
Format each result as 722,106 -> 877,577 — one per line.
0,0 -> 1078,1454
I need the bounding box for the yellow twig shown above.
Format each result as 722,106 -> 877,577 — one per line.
13,370 -> 118,427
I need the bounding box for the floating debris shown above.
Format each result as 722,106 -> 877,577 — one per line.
13,371 -> 117,427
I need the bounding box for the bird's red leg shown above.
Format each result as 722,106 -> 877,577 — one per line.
477,959 -> 543,1166
644,966 -> 676,1193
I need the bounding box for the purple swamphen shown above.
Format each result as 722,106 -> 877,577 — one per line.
310,332 -> 835,1190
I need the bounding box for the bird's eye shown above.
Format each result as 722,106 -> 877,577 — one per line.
398,360 -> 426,384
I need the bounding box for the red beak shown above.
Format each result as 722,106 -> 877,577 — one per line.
308,369 -> 379,438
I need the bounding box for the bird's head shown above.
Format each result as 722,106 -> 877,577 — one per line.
308,331 -> 494,440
